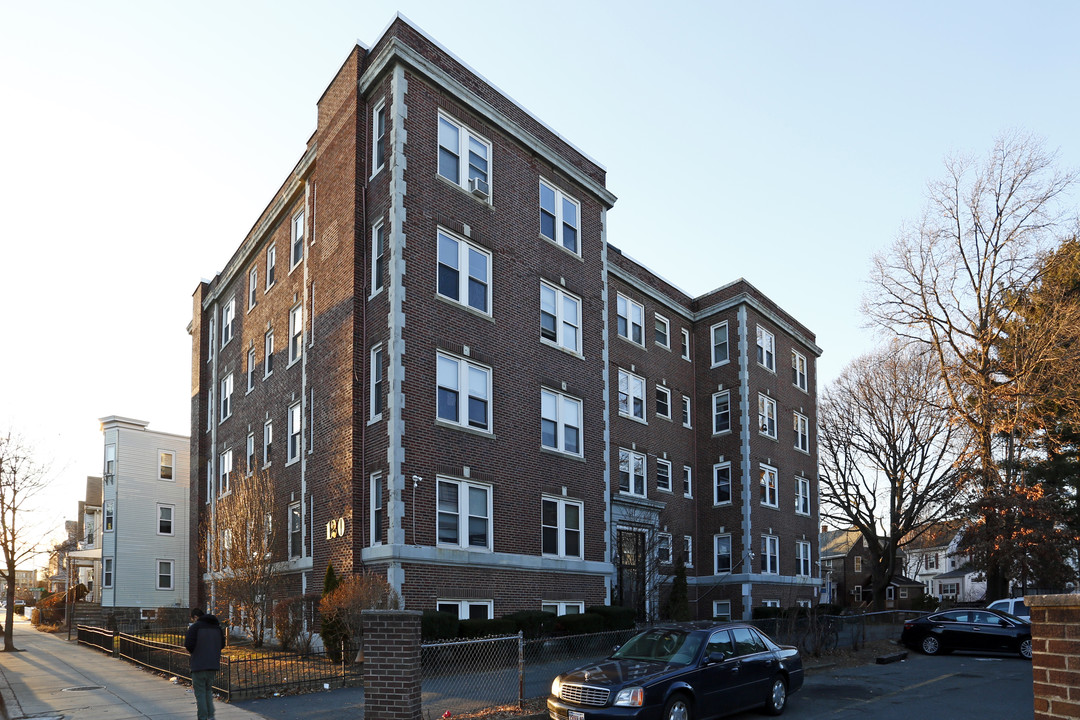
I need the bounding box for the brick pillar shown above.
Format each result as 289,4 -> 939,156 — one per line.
362,609 -> 422,720
1028,594 -> 1080,720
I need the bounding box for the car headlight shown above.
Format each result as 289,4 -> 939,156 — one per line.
613,687 -> 644,707
551,677 -> 562,698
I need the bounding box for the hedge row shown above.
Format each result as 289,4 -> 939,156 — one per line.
421,605 -> 637,641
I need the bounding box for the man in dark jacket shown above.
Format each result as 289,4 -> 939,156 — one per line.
184,608 -> 225,720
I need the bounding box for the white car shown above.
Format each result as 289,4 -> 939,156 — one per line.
986,597 -> 1030,620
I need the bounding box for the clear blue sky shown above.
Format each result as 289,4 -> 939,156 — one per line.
3,0 -> 1079,549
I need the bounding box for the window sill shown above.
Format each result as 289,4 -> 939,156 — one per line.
367,414 -> 383,426
760,503 -> 780,511
710,359 -> 730,369
434,292 -> 494,321
712,429 -> 732,437
265,282 -> 276,294
540,337 -> 584,360
369,286 -> 384,301
758,433 -> 777,441
287,358 -> 300,370
436,172 -> 493,207
713,501 -> 733,508
539,447 -> 585,462
616,334 -> 646,350
434,418 -> 496,440
618,412 -> 648,426
655,342 -> 671,352
795,446 -> 810,455
539,234 -> 584,261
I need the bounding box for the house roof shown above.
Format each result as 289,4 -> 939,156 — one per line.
901,519 -> 969,551
934,565 -> 976,580
820,528 -> 862,558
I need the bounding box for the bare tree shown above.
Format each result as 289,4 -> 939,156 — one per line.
319,572 -> 401,661
0,431 -> 51,651
203,468 -> 280,647
818,345 -> 970,611
865,131 -> 1077,599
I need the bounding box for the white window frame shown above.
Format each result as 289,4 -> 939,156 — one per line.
221,298 -> 235,348
290,209 -> 305,269
541,495 -> 583,560
616,294 -> 644,345
370,474 -> 383,547
542,601 -> 584,616
681,395 -> 692,428
654,313 -> 670,349
437,112 -> 491,198
713,462 -> 732,506
618,448 -> 646,498
760,463 -> 779,508
288,304 -> 303,365
288,501 -> 303,558
792,350 -> 808,391
246,433 -> 255,475
684,535 -> 694,568
795,412 -> 810,453
372,98 -> 387,176
756,326 -> 776,371
158,451 -> 174,481
103,557 -> 113,587
658,532 -> 672,565
712,600 -> 731,621
714,534 -> 732,574
157,504 -> 175,536
436,352 -> 492,432
540,389 -> 582,456
436,477 -> 492,551
656,458 -> 672,492
539,179 -> 580,254
248,266 -> 258,310
540,281 -> 581,353
758,394 -> 777,438
762,599 -> 781,608
796,476 -> 811,516
371,220 -> 386,295
220,374 -> 233,422
219,449 -> 232,495
683,465 -> 693,498
247,348 -> 256,391
370,345 -> 384,421
681,328 -> 691,361
796,540 -> 812,577
437,599 -> 493,621
656,384 -> 672,419
156,559 -> 174,591
287,402 -> 302,464
617,369 -> 646,421
264,330 -> 274,377
437,228 -> 491,315
104,500 -> 114,532
710,321 -> 729,366
263,420 -> 273,467
762,534 -> 780,574
712,391 -> 731,434
265,244 -> 276,289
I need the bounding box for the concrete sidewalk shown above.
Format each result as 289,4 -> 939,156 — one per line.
0,615 -> 268,720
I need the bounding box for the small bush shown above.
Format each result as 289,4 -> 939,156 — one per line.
458,617 -> 516,638
31,607 -> 40,625
273,595 -> 317,652
911,594 -> 939,612
752,606 -> 784,620
556,612 -> 604,635
421,610 -> 460,641
816,603 -> 842,616
585,605 -> 636,630
502,610 -> 556,639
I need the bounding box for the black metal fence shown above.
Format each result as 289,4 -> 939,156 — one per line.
76,625 -> 117,655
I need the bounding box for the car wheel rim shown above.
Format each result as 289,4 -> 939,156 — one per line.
771,680 -> 786,710
1021,639 -> 1032,659
922,637 -> 939,654
668,700 -> 688,720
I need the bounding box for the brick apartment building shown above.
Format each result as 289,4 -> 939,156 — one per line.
189,15 -> 821,623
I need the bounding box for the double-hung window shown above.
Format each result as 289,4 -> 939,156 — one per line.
437,478 -> 491,551
247,348 -> 256,391
541,496 -> 582,559
796,476 -> 811,516
159,452 -> 174,481
249,267 -> 258,309
711,322 -> 728,365
616,294 -> 644,345
681,328 -> 691,360
656,385 -> 671,419
758,394 -> 777,438
794,412 -> 810,452
656,458 -> 672,492
543,601 -> 584,616
714,534 -> 732,574
158,504 -> 174,535
291,210 -> 305,268
684,536 -> 694,568
372,221 -> 386,294
541,389 -> 581,455
104,501 -> 114,531
370,474 -> 383,546
266,245 -> 276,289
539,180 -> 580,253
756,326 -> 775,371
263,421 -> 273,465
437,353 -> 492,431
681,395 -> 692,428
618,448 -> 646,497
288,501 -> 302,558
762,535 -> 780,574
264,331 -> 275,377
287,402 -> 301,464
540,281 -> 580,352
103,557 -> 114,587
219,449 -> 232,495
796,540 -> 812,577
438,113 -> 490,198
246,433 -> 255,474
157,560 -> 174,590
370,345 -> 384,420
792,350 -> 808,391
372,99 -> 387,175
683,465 -> 693,498
220,374 -> 233,422
658,533 -> 672,565
221,298 -> 235,348
760,464 -> 778,508
713,462 -> 731,505
289,305 -> 303,364
654,314 -> 670,348
437,229 -> 490,314
712,391 -> 730,434
617,369 -> 645,421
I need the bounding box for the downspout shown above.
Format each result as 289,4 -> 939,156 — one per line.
300,178 -> 311,577
737,305 -> 753,619
600,216 -> 612,605
209,302 -> 220,612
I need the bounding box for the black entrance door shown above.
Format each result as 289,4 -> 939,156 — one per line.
617,529 -> 646,620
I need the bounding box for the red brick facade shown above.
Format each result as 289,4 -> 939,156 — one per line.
190,15 -> 820,624
1029,594 -> 1080,720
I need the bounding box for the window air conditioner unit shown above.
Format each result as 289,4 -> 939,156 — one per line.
469,177 -> 489,199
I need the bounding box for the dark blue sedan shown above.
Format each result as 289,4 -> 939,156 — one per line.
547,624 -> 803,720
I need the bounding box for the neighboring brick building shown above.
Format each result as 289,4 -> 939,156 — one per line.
189,14 -> 820,623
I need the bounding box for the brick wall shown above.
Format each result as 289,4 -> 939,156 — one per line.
1029,594 -> 1080,720
362,610 -> 423,720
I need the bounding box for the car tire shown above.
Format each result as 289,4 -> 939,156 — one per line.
763,675 -> 787,716
663,693 -> 692,720
1020,638 -> 1032,660
920,635 -> 942,655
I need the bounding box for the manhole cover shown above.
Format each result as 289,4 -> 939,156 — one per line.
61,685 -> 105,692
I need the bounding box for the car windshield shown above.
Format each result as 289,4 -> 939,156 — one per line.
611,629 -> 702,665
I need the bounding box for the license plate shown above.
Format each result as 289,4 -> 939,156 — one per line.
569,711 -> 584,720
